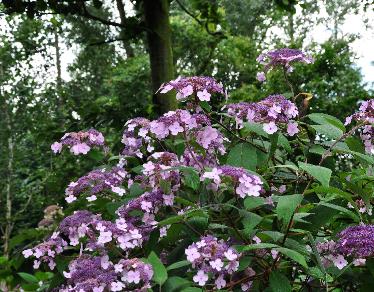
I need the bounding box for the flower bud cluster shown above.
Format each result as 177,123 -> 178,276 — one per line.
226,94 -> 299,135
121,117 -> 152,159
256,48 -> 314,82
185,235 -> 240,289
159,76 -> 224,101
345,99 -> 374,154
202,165 -> 263,198
65,167 -> 128,203
59,255 -> 153,292
51,129 -> 106,155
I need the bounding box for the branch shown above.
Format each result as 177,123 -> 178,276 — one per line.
88,37 -> 125,46
81,3 -> 124,28
175,0 -> 225,37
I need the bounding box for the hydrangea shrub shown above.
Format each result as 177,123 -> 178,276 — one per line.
21,49 -> 374,291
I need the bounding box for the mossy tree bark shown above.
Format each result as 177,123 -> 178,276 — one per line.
143,0 -> 177,115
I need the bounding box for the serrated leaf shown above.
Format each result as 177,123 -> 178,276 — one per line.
319,202 -> 359,221
227,143 -> 257,171
18,272 -> 38,284
166,260 -> 190,271
182,168 -> 200,191
307,113 -> 345,131
275,247 -> 308,268
158,215 -> 183,227
243,122 -> 269,137
181,288 -> 203,292
311,124 -> 343,139
163,276 -> 191,292
129,183 -> 144,197
148,251 -> 168,286
269,271 -> 291,292
244,197 -> 266,210
242,212 -> 262,234
276,194 -> 303,227
299,162 -> 332,187
237,243 -> 278,252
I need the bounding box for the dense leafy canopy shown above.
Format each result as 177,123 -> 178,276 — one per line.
0,0 -> 373,291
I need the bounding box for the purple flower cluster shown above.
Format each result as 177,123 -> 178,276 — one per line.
148,109 -> 225,155
23,209 -> 149,270
181,149 -> 218,169
149,109 -> 207,138
315,225 -> 374,270
202,165 -> 263,198
116,190 -> 163,241
337,225 -> 374,259
226,94 -> 299,135
159,76 -> 224,101
59,255 -> 117,292
347,199 -> 372,215
22,232 -> 67,270
141,152 -> 181,200
121,117 -> 152,159
185,235 -> 240,289
316,240 -> 348,270
65,167 -> 128,203
345,99 -> 374,154
256,48 -> 314,82
59,255 -> 153,292
51,129 -> 106,155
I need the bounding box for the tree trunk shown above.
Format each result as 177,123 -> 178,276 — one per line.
3,103 -> 13,258
143,0 -> 177,115
115,0 -> 135,58
1,63 -> 13,257
54,28 -> 62,91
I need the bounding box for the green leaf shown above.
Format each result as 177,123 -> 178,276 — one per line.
237,243 -> 278,252
181,287 -> 203,292
268,133 -> 279,160
148,251 -> 168,286
35,271 -> 54,281
226,143 -> 257,171
182,168 -> 200,191
160,180 -> 172,194
106,201 -> 123,216
244,197 -> 266,210
158,215 -> 183,227
311,124 -> 343,139
129,183 -> 144,197
18,272 -> 38,284
307,113 -> 345,131
276,194 -> 303,227
298,162 -> 332,187
319,202 -> 359,221
275,247 -> 308,268
163,276 -> 191,292
269,271 -> 291,292
242,212 -> 263,234
166,260 -> 190,271
243,122 -> 268,137
278,134 -> 292,152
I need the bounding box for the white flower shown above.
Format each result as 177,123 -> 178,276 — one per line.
224,249 -> 238,261
86,195 -> 97,202
193,270 -> 209,286
22,249 -> 33,258
209,258 -> 224,271
215,275 -> 226,289
197,89 -> 211,101
263,122 -> 278,134
185,247 -> 200,262
331,255 -> 348,270
65,195 -> 77,204
111,186 -> 126,196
